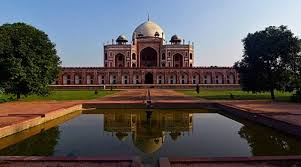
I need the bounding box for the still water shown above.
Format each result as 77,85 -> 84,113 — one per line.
1,109 -> 301,165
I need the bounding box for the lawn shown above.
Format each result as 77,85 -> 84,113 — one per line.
178,89 -> 294,101
0,90 -> 118,102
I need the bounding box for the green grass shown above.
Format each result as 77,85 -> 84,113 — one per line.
0,90 -> 118,102
178,89 -> 294,101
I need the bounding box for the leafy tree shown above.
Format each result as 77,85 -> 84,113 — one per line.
235,26 -> 301,100
0,23 -> 61,99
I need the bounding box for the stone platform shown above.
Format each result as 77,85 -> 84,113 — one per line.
0,156 -> 142,167
160,156 -> 301,167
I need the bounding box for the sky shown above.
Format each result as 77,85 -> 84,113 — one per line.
0,0 -> 301,67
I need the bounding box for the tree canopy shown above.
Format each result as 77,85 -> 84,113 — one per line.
235,25 -> 301,100
0,23 -> 61,99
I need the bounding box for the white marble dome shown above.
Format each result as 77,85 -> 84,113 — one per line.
133,20 -> 165,40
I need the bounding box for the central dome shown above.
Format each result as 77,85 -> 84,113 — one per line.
133,20 -> 165,40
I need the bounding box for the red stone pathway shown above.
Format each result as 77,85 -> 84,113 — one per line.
0,101 -> 80,128
219,100 -> 301,127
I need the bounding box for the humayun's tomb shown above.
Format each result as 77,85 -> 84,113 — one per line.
54,19 -> 239,89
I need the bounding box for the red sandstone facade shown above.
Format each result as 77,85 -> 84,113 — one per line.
54,20 -> 239,87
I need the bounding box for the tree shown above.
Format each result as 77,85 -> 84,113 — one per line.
235,26 -> 301,100
0,23 -> 61,99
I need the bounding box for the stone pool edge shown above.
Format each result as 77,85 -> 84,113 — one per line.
0,156 -> 142,167
215,102 -> 301,138
159,155 -> 301,167
0,104 -> 82,139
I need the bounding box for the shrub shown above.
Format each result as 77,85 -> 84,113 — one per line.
291,90 -> 301,102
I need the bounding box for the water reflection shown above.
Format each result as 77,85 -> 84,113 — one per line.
222,112 -> 301,156
0,108 -> 301,159
239,120 -> 301,155
0,127 -> 60,156
99,109 -> 193,154
0,111 -> 81,155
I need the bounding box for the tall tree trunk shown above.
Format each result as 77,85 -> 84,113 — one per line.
270,89 -> 275,101
17,93 -> 20,100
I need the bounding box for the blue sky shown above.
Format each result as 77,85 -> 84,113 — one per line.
1,0 -> 301,67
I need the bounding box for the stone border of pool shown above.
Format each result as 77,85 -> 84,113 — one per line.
159,155 -> 301,166
215,102 -> 301,138
0,104 -> 82,139
0,156 -> 142,167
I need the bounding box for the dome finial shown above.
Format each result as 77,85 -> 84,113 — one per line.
147,13 -> 150,21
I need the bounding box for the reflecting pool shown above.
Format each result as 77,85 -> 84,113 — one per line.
1,109 -> 301,166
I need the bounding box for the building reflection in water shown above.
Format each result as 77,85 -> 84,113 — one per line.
102,109 -> 193,154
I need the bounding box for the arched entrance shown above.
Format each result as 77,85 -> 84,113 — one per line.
173,54 -> 183,67
115,53 -> 125,67
140,47 -> 157,67
145,72 -> 153,84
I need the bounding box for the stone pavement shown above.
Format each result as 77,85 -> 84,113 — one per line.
0,101 -> 80,129
0,156 -> 142,167
160,156 -> 301,167
219,100 -> 301,127
149,89 -> 203,102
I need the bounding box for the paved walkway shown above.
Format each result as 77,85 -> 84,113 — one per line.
220,100 -> 301,127
0,156 -> 141,167
0,101 -> 79,128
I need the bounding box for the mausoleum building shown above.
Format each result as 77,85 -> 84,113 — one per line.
54,19 -> 239,88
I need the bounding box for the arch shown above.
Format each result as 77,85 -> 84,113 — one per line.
157,73 -> 165,84
145,72 -> 153,84
140,47 -> 157,67
204,73 -> 212,84
180,73 -> 188,84
133,74 -> 140,84
98,74 -> 105,84
122,74 -> 129,84
169,73 -> 177,84
86,74 -> 94,85
192,73 -> 200,84
74,74 -> 82,84
215,73 -> 224,84
62,74 -> 71,85
110,74 -> 117,84
227,73 -> 235,84
173,53 -> 183,68
115,53 -> 125,67
132,63 -> 136,67
162,53 -> 166,60
132,53 -> 136,60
